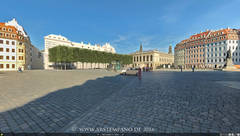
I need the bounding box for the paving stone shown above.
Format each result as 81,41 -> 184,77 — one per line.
1,71 -> 240,133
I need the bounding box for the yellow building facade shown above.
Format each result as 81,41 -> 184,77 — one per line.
131,45 -> 174,70
0,19 -> 43,71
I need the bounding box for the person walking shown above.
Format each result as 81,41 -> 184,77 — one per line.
192,65 -> 195,72
18,67 -> 22,73
138,68 -> 142,80
180,66 -> 183,72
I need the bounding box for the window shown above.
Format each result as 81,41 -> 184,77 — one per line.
0,40 -> 3,44
6,64 -> 9,68
12,49 -> 15,52
150,55 -> 153,61
0,48 -> 3,52
12,56 -> 15,60
12,64 -> 15,68
6,56 -> 9,60
6,41 -> 9,45
0,56 -> 3,60
18,49 -> 24,53
19,56 -> 24,60
6,48 -> 9,52
12,41 -> 15,45
0,64 -> 3,68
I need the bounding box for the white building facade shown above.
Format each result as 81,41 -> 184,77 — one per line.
0,19 -> 43,71
44,34 -> 116,69
0,38 -> 17,70
204,30 -> 240,68
175,28 -> 240,69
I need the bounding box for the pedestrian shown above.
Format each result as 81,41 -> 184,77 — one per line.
138,68 -> 142,80
180,66 -> 182,72
18,67 -> 22,73
192,65 -> 195,72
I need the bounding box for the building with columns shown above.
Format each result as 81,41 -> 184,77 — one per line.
131,44 -> 174,70
44,34 -> 116,69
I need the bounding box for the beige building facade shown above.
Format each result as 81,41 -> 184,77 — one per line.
44,34 -> 116,69
131,45 -> 174,70
174,40 -> 187,68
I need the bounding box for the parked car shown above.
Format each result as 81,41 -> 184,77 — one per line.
125,68 -> 139,76
120,69 -> 127,75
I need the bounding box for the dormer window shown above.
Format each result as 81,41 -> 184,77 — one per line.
2,27 -> 6,31
8,28 -> 12,32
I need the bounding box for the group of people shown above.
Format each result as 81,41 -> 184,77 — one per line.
142,67 -> 152,72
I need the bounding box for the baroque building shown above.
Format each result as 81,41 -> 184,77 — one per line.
44,34 -> 116,69
131,44 -> 174,70
174,28 -> 240,69
174,40 -> 187,68
0,19 -> 43,71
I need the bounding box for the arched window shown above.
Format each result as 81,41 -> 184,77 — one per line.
137,56 -> 138,62
150,55 -> 153,61
147,56 -> 149,61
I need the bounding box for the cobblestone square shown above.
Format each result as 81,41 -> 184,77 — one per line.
0,70 -> 240,133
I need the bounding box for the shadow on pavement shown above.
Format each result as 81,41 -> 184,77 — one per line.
0,74 -> 133,133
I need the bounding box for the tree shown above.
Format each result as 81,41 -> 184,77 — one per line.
48,45 -> 132,70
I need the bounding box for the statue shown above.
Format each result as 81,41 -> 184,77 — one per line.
226,49 -> 231,59
224,48 -> 237,70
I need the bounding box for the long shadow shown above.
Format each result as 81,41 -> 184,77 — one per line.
0,74 -> 134,133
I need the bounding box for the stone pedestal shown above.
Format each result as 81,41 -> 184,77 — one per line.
223,58 -> 239,71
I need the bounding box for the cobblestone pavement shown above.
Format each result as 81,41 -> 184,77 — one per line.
1,71 -> 240,133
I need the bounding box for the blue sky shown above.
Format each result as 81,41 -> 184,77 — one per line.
1,0 -> 240,54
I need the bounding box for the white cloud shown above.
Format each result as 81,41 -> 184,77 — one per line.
111,35 -> 128,44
